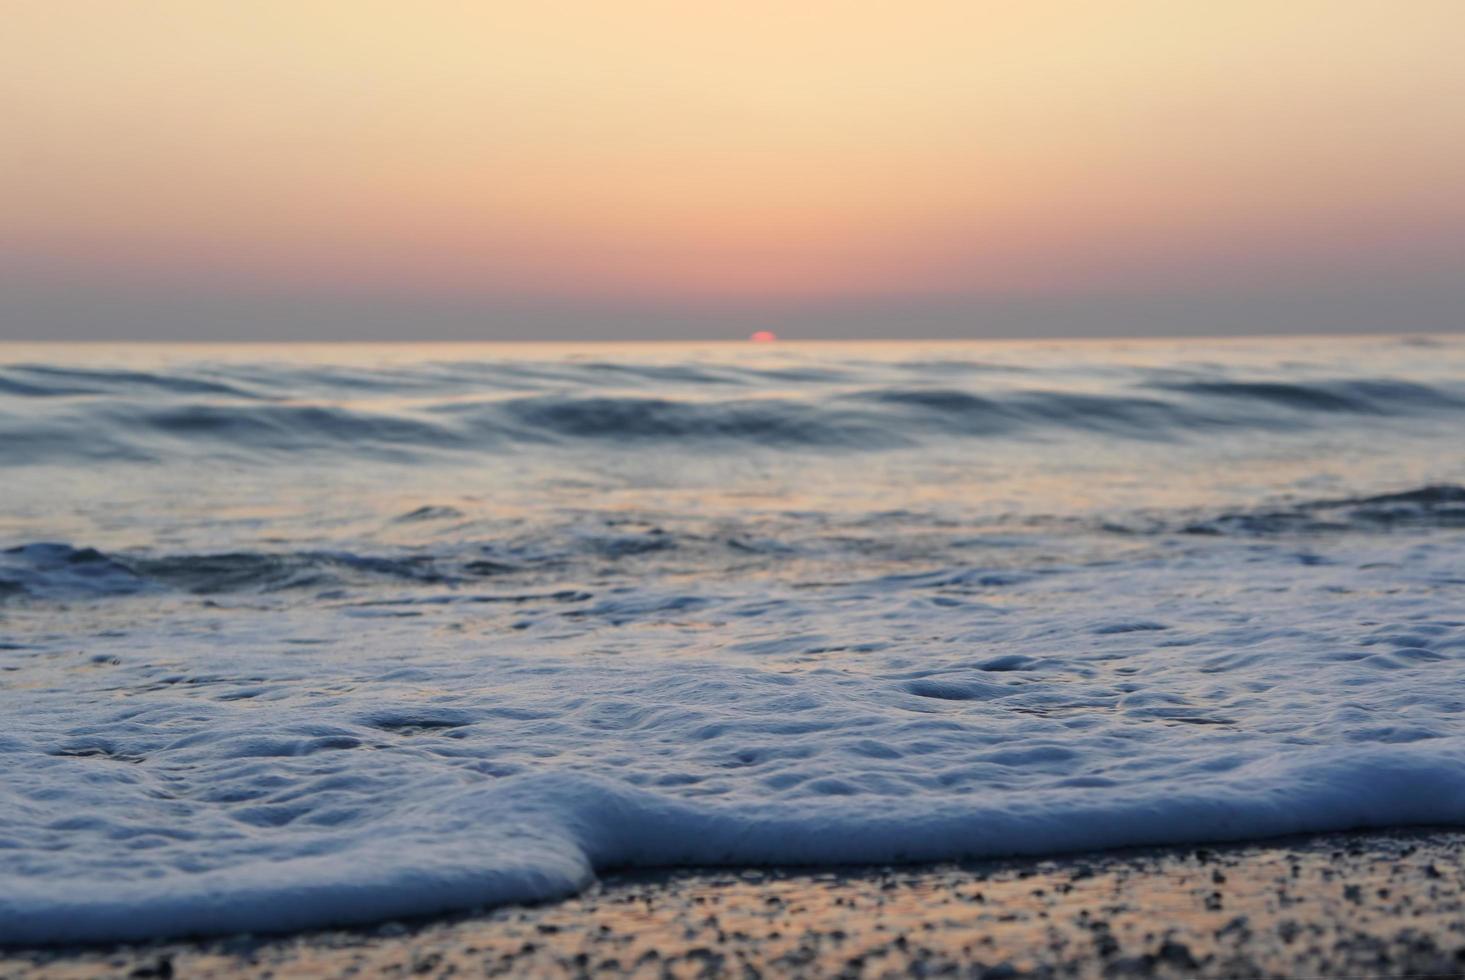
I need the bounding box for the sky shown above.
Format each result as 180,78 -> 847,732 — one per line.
2,1 -> 1463,341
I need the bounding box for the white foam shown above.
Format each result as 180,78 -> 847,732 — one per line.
4,533 -> 1465,943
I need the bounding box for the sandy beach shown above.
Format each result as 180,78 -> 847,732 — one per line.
6,829 -> 1465,978
7,0 -> 1465,971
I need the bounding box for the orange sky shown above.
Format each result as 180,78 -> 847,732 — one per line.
1,1 -> 1463,337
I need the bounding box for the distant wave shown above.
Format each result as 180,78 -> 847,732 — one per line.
0,364 -> 269,400
489,394 -> 900,447
1148,378 -> 1465,414
7,484 -> 1463,601
4,357 -> 1464,464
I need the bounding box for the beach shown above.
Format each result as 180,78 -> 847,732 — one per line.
7,0 -> 1465,970
7,830 -> 1465,978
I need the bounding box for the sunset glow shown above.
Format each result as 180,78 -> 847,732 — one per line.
2,1 -> 1463,338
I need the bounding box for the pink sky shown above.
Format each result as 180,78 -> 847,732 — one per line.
2,1 -> 1462,338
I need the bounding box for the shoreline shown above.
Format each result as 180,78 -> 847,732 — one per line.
7,828 -> 1465,978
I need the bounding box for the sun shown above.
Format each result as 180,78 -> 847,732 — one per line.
749,331 -> 778,343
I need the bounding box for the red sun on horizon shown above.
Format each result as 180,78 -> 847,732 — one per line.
749,331 -> 778,343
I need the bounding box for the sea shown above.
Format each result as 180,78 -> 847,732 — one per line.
3,335 -> 1465,943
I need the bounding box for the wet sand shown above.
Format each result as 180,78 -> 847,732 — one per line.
6,829 -> 1465,978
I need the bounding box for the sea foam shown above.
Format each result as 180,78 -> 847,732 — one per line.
4,529 -> 1465,943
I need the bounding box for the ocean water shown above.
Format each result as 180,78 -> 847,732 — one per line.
3,336 -> 1465,944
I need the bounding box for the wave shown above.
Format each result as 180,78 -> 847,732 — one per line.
488,395 -> 900,447
0,359 -> 856,402
0,544 -> 451,599
1149,378 -> 1465,414
1178,484 -> 1465,536
0,544 -> 155,600
0,364 -> 270,400
8,746 -> 1465,944
5,369 -> 1464,464
6,484 -> 1460,601
0,533 -> 685,600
